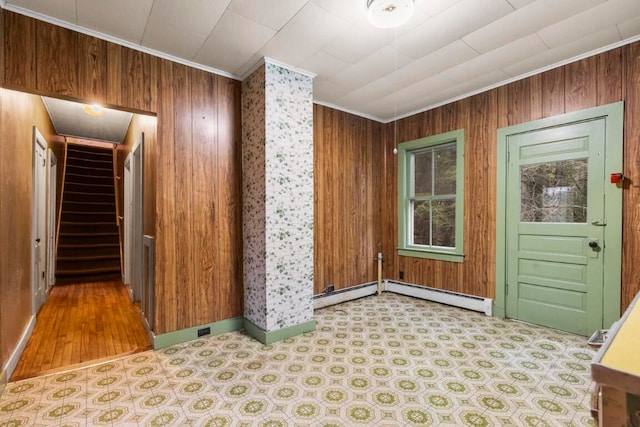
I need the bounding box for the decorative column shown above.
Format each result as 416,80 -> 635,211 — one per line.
241,60 -> 315,344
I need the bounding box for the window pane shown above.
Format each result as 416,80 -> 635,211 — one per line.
520,159 -> 588,223
434,144 -> 456,195
412,200 -> 431,245
413,151 -> 432,197
432,199 -> 456,247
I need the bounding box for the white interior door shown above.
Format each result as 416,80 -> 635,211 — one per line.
131,135 -> 144,303
32,127 -> 48,314
124,154 -> 132,297
47,149 -> 57,289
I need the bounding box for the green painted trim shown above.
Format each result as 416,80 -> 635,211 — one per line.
398,249 -> 464,262
495,101 -> 624,326
397,129 -> 465,261
153,317 -> 244,349
243,319 -> 317,345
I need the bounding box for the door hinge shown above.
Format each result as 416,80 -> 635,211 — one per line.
505,284 -> 508,295
507,150 -> 510,163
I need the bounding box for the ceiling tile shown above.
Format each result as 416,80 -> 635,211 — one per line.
463,0 -> 605,54
335,78 -> 401,108
537,0 -> 639,48
5,0 -> 76,23
141,0 -> 231,59
329,45 -> 413,89
396,0 -> 514,59
618,16 -> 640,40
313,78 -> 354,104
258,2 -> 350,67
415,0 -> 464,17
504,26 -> 621,76
446,34 -> 548,82
387,40 -> 478,85
309,0 -> 366,24
228,0 -> 308,31
77,0 -> 154,43
194,10 -> 276,73
298,51 -> 350,80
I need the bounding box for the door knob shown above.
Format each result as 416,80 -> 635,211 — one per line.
588,240 -> 598,248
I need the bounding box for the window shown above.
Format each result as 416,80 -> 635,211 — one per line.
397,129 -> 464,262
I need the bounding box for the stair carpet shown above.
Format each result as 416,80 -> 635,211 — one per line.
56,144 -> 121,285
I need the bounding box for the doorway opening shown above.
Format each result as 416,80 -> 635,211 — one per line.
13,94 -> 157,381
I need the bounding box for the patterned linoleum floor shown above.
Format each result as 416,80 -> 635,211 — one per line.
0,293 -> 597,426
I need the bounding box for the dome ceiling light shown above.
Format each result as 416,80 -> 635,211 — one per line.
367,0 -> 415,29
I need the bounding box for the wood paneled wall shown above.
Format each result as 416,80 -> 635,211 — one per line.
1,10 -> 243,335
0,89 -> 55,371
381,42 -> 640,313
313,105 -> 383,293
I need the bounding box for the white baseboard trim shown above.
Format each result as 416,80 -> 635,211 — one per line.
313,280 -> 492,316
385,280 -> 493,316
313,282 -> 378,310
2,314 -> 36,383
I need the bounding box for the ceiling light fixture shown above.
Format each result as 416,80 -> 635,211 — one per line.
82,103 -> 105,117
367,0 -> 415,29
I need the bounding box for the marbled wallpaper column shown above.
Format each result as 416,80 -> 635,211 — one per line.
242,62 -> 314,333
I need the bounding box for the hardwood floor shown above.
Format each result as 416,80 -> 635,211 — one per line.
11,281 -> 152,381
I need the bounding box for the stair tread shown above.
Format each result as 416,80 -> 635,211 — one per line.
58,243 -> 120,248
66,172 -> 113,180
66,155 -> 112,163
61,221 -> 116,225
64,201 -> 115,205
56,266 -> 121,275
58,254 -> 120,261
59,231 -> 119,237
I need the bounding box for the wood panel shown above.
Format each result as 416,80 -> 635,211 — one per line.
3,11 -> 35,90
77,33 -> 107,102
35,21 -> 77,96
313,105 -> 383,294
11,281 -> 151,381
216,75 -> 243,320
622,43 -> 640,310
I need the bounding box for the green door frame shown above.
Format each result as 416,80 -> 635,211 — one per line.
495,102 -> 624,329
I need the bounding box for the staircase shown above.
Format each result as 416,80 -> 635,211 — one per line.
56,144 -> 121,285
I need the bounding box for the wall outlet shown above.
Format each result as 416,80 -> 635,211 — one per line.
399,271 -> 404,280
325,284 -> 335,293
197,327 -> 211,337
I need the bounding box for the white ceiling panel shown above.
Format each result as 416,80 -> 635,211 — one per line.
504,26 -> 622,77
195,10 -> 276,73
462,0 -> 605,54
5,0 -> 76,22
618,16 -> 640,40
309,0 -> 367,24
387,40 -> 478,85
141,0 -> 230,59
538,0 -> 640,48
329,46 -> 413,89
76,0 -> 154,43
298,51 -> 350,80
415,0 -> 464,17
4,0 -> 640,121
396,0 -> 514,59
258,2 -> 350,67
228,0 -> 308,31
446,34 -> 547,83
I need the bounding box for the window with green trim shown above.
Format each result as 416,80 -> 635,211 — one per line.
398,129 -> 464,262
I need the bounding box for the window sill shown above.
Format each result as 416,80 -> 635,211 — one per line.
398,248 -> 465,263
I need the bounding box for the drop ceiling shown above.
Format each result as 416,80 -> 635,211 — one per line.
4,0 -> 640,122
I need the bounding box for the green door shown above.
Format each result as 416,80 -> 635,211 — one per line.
506,119 -> 606,335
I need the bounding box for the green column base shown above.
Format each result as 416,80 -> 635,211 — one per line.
243,318 -> 316,345
153,317 -> 244,349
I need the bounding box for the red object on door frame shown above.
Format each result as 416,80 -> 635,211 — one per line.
610,172 -> 624,184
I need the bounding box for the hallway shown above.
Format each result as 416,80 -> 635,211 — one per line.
11,281 -> 152,381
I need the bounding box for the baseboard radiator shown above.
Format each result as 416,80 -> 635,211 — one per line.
314,280 -> 492,316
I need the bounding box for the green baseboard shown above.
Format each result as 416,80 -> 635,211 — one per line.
243,319 -> 317,345
153,317 -> 244,349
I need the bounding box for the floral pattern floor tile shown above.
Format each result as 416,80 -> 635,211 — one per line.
0,294 -> 596,426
